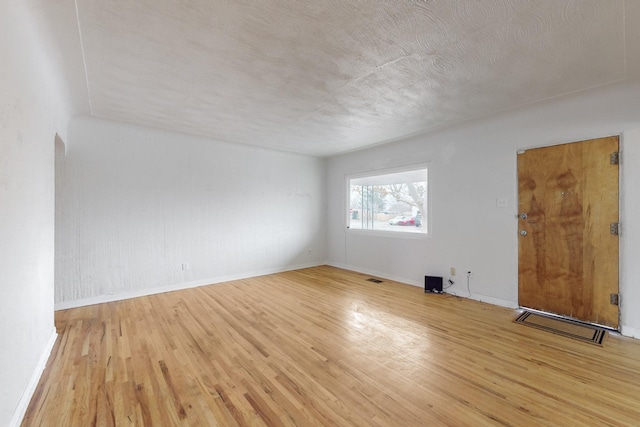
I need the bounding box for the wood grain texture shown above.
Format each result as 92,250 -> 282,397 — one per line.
518,136 -> 619,327
23,266 -> 640,426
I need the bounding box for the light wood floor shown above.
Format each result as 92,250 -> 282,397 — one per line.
23,266 -> 640,426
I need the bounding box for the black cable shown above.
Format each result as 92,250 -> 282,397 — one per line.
444,292 -> 462,301
443,278 -> 454,290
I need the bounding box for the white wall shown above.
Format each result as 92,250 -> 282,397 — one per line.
327,80 -> 640,337
620,128 -> 640,338
55,116 -> 326,307
0,1 -> 77,425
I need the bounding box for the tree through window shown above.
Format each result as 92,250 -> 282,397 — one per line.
348,167 -> 428,234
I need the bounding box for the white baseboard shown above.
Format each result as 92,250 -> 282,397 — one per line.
467,294 -> 518,309
327,262 -> 518,309
620,325 -> 640,339
327,262 -> 423,287
55,262 -> 324,310
10,328 -> 57,427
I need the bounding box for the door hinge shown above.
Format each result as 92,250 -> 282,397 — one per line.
610,294 -> 619,306
610,222 -> 621,235
610,152 -> 620,165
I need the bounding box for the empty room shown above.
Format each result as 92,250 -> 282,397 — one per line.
3,0 -> 640,425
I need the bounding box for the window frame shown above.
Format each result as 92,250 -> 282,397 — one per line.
345,163 -> 430,239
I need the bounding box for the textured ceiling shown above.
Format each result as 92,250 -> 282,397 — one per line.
75,0 -> 627,156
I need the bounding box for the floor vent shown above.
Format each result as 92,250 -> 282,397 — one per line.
366,278 -> 383,283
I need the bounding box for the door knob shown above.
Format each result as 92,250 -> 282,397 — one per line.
520,213 -> 528,219
520,230 -> 528,236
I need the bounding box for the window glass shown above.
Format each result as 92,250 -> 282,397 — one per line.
348,167 -> 427,234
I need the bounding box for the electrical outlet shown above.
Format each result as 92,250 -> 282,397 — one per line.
181,263 -> 190,271
450,267 -> 456,276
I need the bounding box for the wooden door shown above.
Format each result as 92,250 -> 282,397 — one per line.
517,136 -> 619,328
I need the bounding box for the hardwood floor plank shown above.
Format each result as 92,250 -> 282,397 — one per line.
22,266 -> 640,426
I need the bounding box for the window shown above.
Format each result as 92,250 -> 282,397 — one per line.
347,166 -> 428,235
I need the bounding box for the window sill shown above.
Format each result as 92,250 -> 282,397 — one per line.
346,228 -> 429,239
